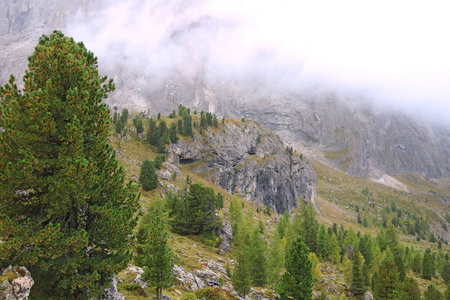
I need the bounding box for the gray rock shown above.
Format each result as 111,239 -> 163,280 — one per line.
365,291 -> 374,300
162,296 -> 171,300
216,221 -> 232,253
100,273 -> 125,300
0,265 -> 34,300
170,121 -> 317,214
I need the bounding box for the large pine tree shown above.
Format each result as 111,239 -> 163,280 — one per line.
0,31 -> 139,298
351,251 -> 366,296
276,235 -> 313,300
232,248 -> 251,298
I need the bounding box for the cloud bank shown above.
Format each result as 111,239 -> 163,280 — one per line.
67,0 -> 450,126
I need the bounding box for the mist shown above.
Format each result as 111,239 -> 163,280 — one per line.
67,0 -> 450,126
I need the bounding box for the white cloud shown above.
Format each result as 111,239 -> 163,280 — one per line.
67,0 -> 450,125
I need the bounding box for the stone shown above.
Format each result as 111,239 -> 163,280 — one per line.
365,291 -> 374,300
0,265 -> 34,300
100,273 -> 125,300
216,221 -> 232,253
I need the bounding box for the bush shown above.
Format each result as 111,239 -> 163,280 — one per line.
180,292 -> 197,300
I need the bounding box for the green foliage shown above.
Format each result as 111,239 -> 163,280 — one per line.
301,201 -> 318,253
229,196 -> 243,246
317,223 -> 330,259
154,154 -> 164,170
133,117 -> 144,134
247,228 -> 268,286
256,134 -> 262,144
375,256 -> 399,299
183,114 -> 193,136
0,31 -> 139,298
422,249 -> 434,279
147,118 -> 159,146
169,122 -> 178,143
276,235 -> 313,300
232,249 -> 251,298
180,292 -> 197,300
351,251 -> 366,296
267,231 -> 285,285
135,196 -> 174,300
139,160 -> 158,190
442,261 -> 450,284
168,183 -> 221,235
424,284 -> 443,300
400,277 -> 421,300
115,118 -> 124,133
121,108 -> 129,124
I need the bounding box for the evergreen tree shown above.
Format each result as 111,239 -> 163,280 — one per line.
423,249 -> 433,279
267,231 -> 285,285
121,108 -> 129,125
183,114 -> 193,136
213,115 -> 219,127
177,119 -> 183,134
0,31 -> 139,298
147,118 -> 159,146
317,223 -> 330,259
136,196 -> 174,300
424,284 -> 443,300
229,196 -> 244,246
276,235 -> 313,300
159,120 -> 168,140
247,228 -> 268,286
115,118 -> 124,134
169,122 -> 178,143
329,233 -> 341,263
442,261 -> 450,284
139,160 -> 158,190
412,252 -> 422,274
394,248 -> 406,282
154,155 -> 164,170
301,201 -> 318,253
400,277 -> 421,300
232,248 -> 251,298
375,256 -> 400,300
134,117 -> 144,134
445,283 -> 450,300
351,251 -> 366,296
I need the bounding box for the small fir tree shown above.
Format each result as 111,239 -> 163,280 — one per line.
136,196 -> 174,300
351,251 -> 366,296
232,248 -> 251,298
139,160 -> 158,190
400,277 -> 421,300
276,235 -> 313,300
424,284 -> 442,300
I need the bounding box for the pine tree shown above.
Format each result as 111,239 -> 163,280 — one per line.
115,118 -> 124,134
276,235 -> 313,300
375,256 -> 400,299
229,195 -> 244,246
247,228 -> 268,286
121,108 -> 129,124
351,251 -> 366,296
400,277 -> 421,300
423,249 -> 433,279
139,160 -> 158,190
445,283 -> 450,300
301,201 -> 318,253
442,261 -> 450,284
134,117 -> 144,134
147,118 -> 159,146
317,223 -> 330,259
424,284 -> 443,300
232,248 -> 251,298
177,119 -> 183,134
183,114 -> 193,136
394,248 -> 406,282
136,196 -> 174,300
267,231 -> 285,285
0,31 -> 139,298
169,122 -> 178,143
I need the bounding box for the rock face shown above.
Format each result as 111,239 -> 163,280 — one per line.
0,265 -> 34,300
216,221 -> 232,253
100,273 -> 125,300
169,120 -> 317,214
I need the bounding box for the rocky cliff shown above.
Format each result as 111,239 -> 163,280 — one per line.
168,120 -> 317,213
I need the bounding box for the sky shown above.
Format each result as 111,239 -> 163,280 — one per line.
67,0 -> 450,125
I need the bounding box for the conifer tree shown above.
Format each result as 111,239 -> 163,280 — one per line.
134,117 -> 144,134
301,201 -> 318,253
276,235 -> 313,300
424,284 -> 443,300
115,118 -> 124,134
442,261 -> 450,284
169,122 -> 178,143
147,118 -> 159,146
317,223 -> 330,259
422,249 -> 433,279
351,251 -> 366,296
445,283 -> 450,300
400,277 -> 421,300
136,196 -> 174,300
229,196 -> 243,245
121,108 -> 129,124
183,114 -> 193,136
375,255 -> 400,299
139,160 -> 158,190
267,231 -> 285,284
233,248 -> 251,298
177,119 -> 183,134
247,228 -> 268,286
0,31 -> 139,298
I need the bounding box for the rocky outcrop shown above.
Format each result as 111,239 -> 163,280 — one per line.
0,265 -> 34,300
169,120 -> 317,213
100,273 -> 125,300
216,221 -> 232,253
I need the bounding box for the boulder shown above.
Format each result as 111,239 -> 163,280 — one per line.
0,265 -> 34,300
100,273 -> 125,300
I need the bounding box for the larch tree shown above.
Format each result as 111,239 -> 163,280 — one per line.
136,196 -> 174,300
232,248 -> 251,298
351,251 -> 366,297
0,31 -> 139,298
276,235 -> 313,300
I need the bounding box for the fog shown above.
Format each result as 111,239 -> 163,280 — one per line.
67,0 -> 450,126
